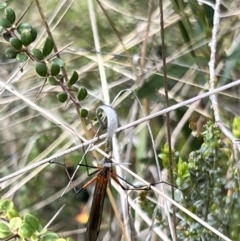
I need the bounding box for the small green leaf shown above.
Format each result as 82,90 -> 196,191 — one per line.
43,37 -> 54,57
17,22 -> 32,34
50,62 -> 60,76
232,116 -> 240,138
3,32 -> 11,42
57,93 -> 68,103
52,58 -> 64,67
67,71 -> 78,87
10,217 -> 22,230
10,37 -> 22,50
24,214 -> 39,231
41,232 -> 59,241
32,48 -> 44,61
158,143 -> 170,168
66,238 -> 75,241
7,209 -> 19,219
0,25 -> 3,32
18,222 -> 34,238
177,158 -> 189,178
21,30 -> 33,46
80,108 -> 88,118
5,47 -> 19,59
0,200 -> 14,212
31,28 -> 37,42
77,87 -> 88,101
0,18 -> 11,28
0,2 -> 7,9
5,8 -> 15,24
47,76 -> 59,85
35,62 -> 48,77
0,221 -> 12,239
16,53 -> 28,63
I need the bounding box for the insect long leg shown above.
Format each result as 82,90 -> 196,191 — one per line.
76,175 -> 98,194
50,159 -> 101,194
110,171 -> 181,192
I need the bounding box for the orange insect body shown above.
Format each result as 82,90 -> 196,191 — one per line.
85,162 -> 111,241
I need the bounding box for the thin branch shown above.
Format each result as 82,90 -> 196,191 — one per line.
96,0 -> 133,69
88,0 -> 110,105
34,0 -> 69,82
140,0 -> 153,69
159,0 -> 176,239
107,187 -> 129,241
209,0 -> 221,121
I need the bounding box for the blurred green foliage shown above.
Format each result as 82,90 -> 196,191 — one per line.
174,122 -> 238,240
0,199 -> 74,241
